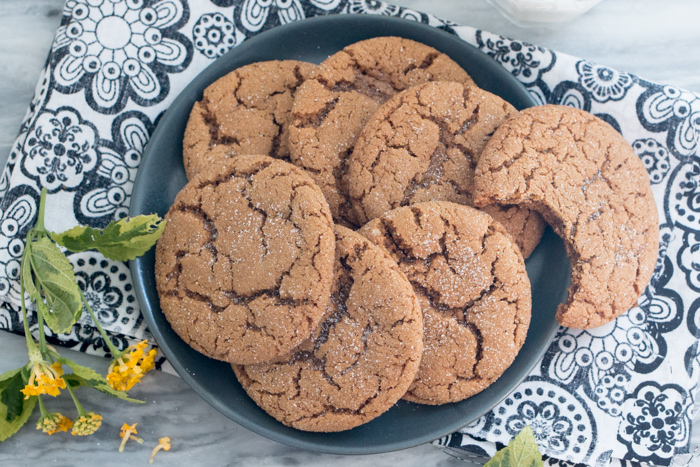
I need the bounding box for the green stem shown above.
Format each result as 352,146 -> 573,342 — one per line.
65,381 -> 86,416
20,197 -> 42,355
34,188 -> 48,236
37,396 -> 48,417
36,307 -> 49,356
80,292 -> 121,358
20,283 -> 33,348
19,270 -> 38,354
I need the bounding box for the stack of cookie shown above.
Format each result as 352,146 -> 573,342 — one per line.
155,37 -> 658,432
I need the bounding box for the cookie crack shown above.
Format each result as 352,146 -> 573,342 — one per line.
240,183 -> 271,258
288,351 -> 341,391
349,113 -> 403,210
313,262 -> 354,353
374,94 -> 477,210
200,97 -> 239,149
294,95 -> 339,129
403,51 -> 440,74
269,111 -> 285,160
323,53 -> 395,103
294,378 -> 385,423
168,162 -> 320,326
340,322 -> 375,377
462,322 -> 484,378
380,217 -> 417,259
292,64 -> 306,88
334,145 -> 359,227
170,204 -> 220,287
192,158 -> 273,190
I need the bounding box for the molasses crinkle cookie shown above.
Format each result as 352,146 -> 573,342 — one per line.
289,37 -> 475,226
473,104 -> 659,329
233,226 -> 423,432
155,155 -> 335,364
359,202 -> 531,405
348,80 -> 545,258
183,60 -> 315,179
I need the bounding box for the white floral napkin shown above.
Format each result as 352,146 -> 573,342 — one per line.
1,1 -> 698,466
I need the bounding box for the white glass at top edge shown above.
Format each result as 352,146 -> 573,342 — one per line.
486,0 -> 605,27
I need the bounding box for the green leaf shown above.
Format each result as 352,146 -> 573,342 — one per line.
58,358 -> 143,403
21,251 -> 37,299
22,249 -> 49,316
0,367 -> 36,442
485,426 -> 543,467
51,215 -> 166,261
0,368 -> 25,422
27,237 -> 83,334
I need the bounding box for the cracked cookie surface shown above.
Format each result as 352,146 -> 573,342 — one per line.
183,60 -> 315,180
288,37 -> 475,227
359,202 -> 531,405
233,226 -> 423,432
473,104 -> 659,329
348,81 -> 545,258
155,155 -> 335,364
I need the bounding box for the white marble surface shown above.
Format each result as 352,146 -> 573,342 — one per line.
1,0 -> 700,465
0,333 -> 460,466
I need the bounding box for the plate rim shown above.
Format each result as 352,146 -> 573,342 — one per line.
129,13 -> 563,455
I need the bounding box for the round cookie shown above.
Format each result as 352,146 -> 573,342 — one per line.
348,80 -> 545,258
183,60 -> 315,180
233,226 -> 423,432
473,104 -> 659,329
359,202 -> 531,405
289,37 -> 475,226
155,155 -> 335,364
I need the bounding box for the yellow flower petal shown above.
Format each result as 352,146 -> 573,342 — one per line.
49,361 -> 64,377
149,436 -> 172,463
120,422 -> 138,438
119,422 -> 144,452
21,384 -> 42,399
22,361 -> 67,399
37,412 -> 73,435
56,415 -> 74,434
107,341 -> 157,391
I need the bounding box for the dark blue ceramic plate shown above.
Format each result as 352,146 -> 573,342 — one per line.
130,14 -> 570,455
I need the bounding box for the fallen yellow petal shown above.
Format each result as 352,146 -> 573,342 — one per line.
150,437 -> 171,464
118,422 -> 144,452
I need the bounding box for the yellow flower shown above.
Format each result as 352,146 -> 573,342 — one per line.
119,422 -> 144,452
36,412 -> 73,435
150,437 -> 171,464
21,361 -> 66,399
71,412 -> 103,436
107,340 -> 157,391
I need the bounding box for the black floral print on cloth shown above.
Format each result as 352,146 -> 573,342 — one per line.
347,0 -> 399,15
633,138 -> 671,184
639,84 -> 700,160
475,31 -> 555,105
52,0 -> 193,112
233,0 -> 343,33
74,110 -> 159,227
618,382 -> 691,464
576,61 -> 633,103
486,378 -> 597,464
21,107 -> 98,193
192,12 -> 237,58
1,1 -> 699,466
